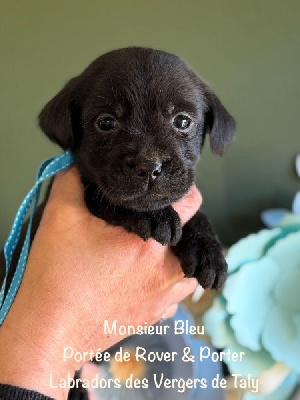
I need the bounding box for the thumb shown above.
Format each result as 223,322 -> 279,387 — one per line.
172,185 -> 202,226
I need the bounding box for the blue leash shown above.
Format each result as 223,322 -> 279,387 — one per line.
0,151 -> 74,325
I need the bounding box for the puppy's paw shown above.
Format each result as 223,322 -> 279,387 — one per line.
175,238 -> 227,290
151,207 -> 182,246
194,238 -> 227,290
126,206 -> 182,245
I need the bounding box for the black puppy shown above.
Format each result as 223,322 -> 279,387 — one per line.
39,46 -> 235,290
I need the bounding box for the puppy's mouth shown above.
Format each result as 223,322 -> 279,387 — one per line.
97,170 -> 193,212
116,178 -> 166,200
120,190 -> 167,202
110,189 -> 184,212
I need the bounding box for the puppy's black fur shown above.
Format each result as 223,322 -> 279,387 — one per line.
39,47 -> 235,289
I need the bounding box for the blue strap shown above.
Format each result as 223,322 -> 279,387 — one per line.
0,151 -> 74,325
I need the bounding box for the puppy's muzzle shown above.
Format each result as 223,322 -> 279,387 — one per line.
124,156 -> 162,181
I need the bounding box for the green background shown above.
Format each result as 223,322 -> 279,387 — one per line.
0,0 -> 299,246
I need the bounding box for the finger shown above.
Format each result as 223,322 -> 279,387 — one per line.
80,364 -> 102,400
81,362 -> 101,381
172,185 -> 202,225
48,166 -> 86,207
150,304 -> 179,326
164,303 -> 179,319
167,278 -> 198,304
156,278 -> 198,316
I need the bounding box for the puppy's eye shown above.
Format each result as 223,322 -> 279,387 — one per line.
96,116 -> 117,132
173,114 -> 192,130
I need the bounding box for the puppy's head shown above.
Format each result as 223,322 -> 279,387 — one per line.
39,47 -> 235,211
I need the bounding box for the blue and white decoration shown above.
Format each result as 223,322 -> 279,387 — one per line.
204,154 -> 300,399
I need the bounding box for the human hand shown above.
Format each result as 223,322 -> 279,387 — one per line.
0,166 -> 202,399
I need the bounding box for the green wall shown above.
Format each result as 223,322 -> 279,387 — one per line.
0,0 -> 299,246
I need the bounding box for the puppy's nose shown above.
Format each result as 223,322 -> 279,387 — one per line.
125,157 -> 162,180
137,161 -> 162,180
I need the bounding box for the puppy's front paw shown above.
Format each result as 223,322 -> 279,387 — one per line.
174,237 -> 227,290
128,207 -> 182,246
194,238 -> 227,289
83,185 -> 182,246
151,207 -> 182,245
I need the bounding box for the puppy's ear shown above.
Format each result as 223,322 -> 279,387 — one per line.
203,86 -> 236,156
38,78 -> 80,150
